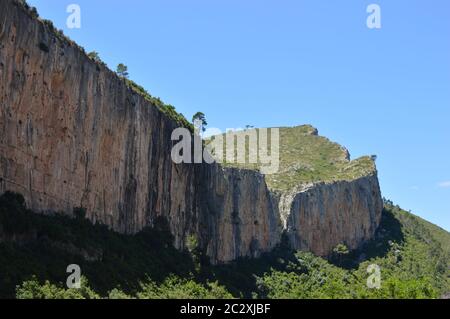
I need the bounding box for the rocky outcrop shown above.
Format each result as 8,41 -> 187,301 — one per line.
281,175 -> 383,256
196,165 -> 281,262
0,0 -> 383,264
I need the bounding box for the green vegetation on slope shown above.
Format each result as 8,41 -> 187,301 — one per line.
0,192 -> 198,298
0,192 -> 448,299
208,125 -> 377,191
256,202 -> 449,299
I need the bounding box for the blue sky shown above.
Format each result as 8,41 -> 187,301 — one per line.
27,0 -> 450,230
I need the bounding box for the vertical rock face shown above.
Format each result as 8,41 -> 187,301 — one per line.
282,175 -> 383,256
0,0 -> 383,264
196,165 -> 281,263
0,0 -> 196,245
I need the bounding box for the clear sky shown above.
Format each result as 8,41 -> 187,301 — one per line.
27,0 -> 450,230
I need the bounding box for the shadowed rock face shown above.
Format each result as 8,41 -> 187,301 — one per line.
0,0 -> 383,264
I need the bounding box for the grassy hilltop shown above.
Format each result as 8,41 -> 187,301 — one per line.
208,125 -> 376,191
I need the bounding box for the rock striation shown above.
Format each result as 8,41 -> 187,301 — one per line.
280,175 -> 382,256
0,0 -> 382,263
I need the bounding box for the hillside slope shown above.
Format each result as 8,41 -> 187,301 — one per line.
0,192 -> 448,299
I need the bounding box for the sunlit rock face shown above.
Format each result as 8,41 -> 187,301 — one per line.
195,165 -> 282,263
282,175 -> 383,256
0,0 -> 197,244
0,0 -> 382,264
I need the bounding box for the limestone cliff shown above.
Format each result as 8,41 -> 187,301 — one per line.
0,0 -> 197,245
196,165 -> 281,262
0,0 -> 383,264
280,175 -> 382,256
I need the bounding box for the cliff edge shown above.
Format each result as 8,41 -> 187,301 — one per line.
0,0 -> 382,263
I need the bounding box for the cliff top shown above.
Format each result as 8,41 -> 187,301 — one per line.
12,0 -> 193,130
208,125 -> 377,191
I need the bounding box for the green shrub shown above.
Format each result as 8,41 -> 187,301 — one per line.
137,276 -> 233,299
16,276 -> 100,299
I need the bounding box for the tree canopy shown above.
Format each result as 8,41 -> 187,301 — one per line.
116,63 -> 129,79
